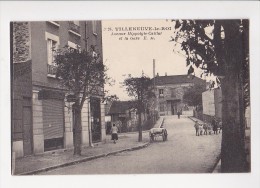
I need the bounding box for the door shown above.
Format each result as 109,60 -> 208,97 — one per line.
171,102 -> 177,115
23,106 -> 32,156
90,98 -> 101,142
42,99 -> 64,151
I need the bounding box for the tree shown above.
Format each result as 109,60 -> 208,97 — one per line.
172,20 -> 249,172
123,74 -> 153,142
55,46 -> 107,155
183,84 -> 206,107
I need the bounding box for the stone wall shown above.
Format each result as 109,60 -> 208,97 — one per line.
12,61 -> 32,142
12,22 -> 31,63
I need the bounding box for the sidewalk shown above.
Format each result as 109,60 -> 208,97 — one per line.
13,131 -> 150,175
188,116 -> 222,173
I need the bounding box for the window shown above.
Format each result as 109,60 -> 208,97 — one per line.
47,39 -> 57,65
45,32 -> 59,77
68,21 -> 81,37
92,21 -> 97,36
159,89 -> 164,98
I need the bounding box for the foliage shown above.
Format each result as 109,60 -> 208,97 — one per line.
123,74 -> 154,113
171,19 -> 249,109
183,84 -> 206,107
54,46 -> 108,155
172,19 -> 250,172
123,74 -> 155,142
102,94 -> 119,103
55,46 -> 107,109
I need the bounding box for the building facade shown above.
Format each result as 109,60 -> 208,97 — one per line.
152,75 -> 206,116
11,21 -> 105,158
202,88 -> 223,121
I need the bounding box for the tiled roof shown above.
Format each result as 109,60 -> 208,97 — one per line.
152,75 -> 206,86
108,101 -> 137,115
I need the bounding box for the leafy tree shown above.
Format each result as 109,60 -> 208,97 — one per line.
172,20 -> 249,172
123,74 -> 153,142
102,94 -> 119,103
55,46 -> 107,155
183,84 -> 206,107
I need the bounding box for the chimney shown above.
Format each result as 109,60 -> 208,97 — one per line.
165,72 -> 167,76
156,73 -> 159,77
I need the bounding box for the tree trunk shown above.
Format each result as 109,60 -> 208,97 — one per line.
221,21 -> 247,172
221,71 -> 246,172
137,97 -> 143,142
73,104 -> 82,155
138,112 -> 142,142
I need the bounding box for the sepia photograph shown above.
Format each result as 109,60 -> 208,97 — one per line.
11,18 -> 250,175
1,1 -> 260,188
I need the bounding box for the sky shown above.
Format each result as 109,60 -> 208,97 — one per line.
102,19 -> 189,100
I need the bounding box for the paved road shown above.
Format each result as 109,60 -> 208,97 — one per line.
40,116 -> 221,174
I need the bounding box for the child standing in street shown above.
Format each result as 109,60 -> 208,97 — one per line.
111,124 -> 119,144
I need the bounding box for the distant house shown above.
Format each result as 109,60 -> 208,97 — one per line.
108,101 -> 141,133
152,75 -> 206,116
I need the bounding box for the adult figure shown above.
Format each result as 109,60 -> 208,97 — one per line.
218,120 -> 222,133
177,111 -> 181,119
111,124 -> 119,144
203,122 -> 208,135
194,120 -> 200,136
212,117 -> 218,135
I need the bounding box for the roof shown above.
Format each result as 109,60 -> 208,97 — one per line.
152,75 -> 206,86
108,101 -> 137,115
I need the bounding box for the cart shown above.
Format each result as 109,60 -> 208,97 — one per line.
149,127 -> 168,142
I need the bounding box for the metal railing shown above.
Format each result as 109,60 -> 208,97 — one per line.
47,64 -> 57,76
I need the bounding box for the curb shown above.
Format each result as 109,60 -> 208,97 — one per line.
17,142 -> 150,175
210,155 -> 221,173
188,116 -> 201,123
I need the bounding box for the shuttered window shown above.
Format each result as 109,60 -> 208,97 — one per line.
42,99 -> 64,140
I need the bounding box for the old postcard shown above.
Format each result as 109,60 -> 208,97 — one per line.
1,1 -> 260,188
11,19 -> 250,175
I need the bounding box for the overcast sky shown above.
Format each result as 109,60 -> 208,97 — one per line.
102,19 -> 190,100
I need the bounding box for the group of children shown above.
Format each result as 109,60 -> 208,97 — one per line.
194,118 -> 222,136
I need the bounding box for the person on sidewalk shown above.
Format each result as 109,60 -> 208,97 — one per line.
111,124 -> 119,144
212,117 -> 218,135
194,120 -> 200,136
